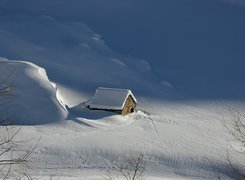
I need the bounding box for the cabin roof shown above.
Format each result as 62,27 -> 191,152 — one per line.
87,87 -> 137,110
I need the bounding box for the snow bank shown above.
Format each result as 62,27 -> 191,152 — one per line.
0,58 -> 67,124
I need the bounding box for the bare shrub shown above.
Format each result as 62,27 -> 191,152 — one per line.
0,126 -> 36,179
0,75 -> 36,179
106,152 -> 148,180
0,74 -> 15,125
224,105 -> 245,179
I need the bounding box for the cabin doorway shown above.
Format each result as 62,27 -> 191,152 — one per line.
130,107 -> 134,113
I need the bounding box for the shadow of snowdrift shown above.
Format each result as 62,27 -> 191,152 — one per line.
67,103 -> 117,123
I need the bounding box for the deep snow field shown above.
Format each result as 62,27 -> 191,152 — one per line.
0,15 -> 245,179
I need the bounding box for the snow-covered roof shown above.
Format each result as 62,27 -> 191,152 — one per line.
87,87 -> 137,110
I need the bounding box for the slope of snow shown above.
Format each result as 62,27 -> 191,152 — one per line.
2,58 -> 243,179
2,0 -> 243,100
11,99 -> 244,179
0,13 -> 244,180
0,58 -> 67,124
0,57 -> 242,178
0,15 -> 170,101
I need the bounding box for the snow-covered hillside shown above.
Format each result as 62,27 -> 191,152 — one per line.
0,6 -> 245,180
1,0 -> 244,99
0,57 -> 245,179
0,15 -> 173,103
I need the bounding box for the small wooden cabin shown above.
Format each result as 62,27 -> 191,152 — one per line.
86,87 -> 137,115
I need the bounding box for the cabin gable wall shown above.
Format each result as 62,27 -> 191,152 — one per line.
122,95 -> 137,115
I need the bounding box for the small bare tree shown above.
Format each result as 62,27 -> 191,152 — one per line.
224,105 -> 245,179
0,75 -> 35,179
0,74 -> 15,123
106,152 -> 148,180
0,126 -> 35,179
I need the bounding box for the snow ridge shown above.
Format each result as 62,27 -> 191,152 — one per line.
0,58 -> 68,124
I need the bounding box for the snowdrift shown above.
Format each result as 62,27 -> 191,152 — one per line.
0,58 -> 67,125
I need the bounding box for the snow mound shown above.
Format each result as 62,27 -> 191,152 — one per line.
0,58 -> 67,125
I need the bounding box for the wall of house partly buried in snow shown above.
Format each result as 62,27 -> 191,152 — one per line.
121,95 -> 137,115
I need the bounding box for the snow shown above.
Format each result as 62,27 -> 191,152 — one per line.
8,98 -> 243,179
0,59 -> 67,124
0,15 -> 168,99
0,58 -> 244,179
87,87 -> 137,110
0,13 -> 244,180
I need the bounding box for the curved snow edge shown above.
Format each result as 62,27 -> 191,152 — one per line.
0,57 -> 68,112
